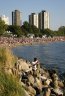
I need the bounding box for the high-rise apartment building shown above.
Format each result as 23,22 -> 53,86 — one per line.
29,10 -> 50,29
29,13 -> 38,28
39,10 -> 49,29
0,15 -> 9,25
12,10 -> 21,26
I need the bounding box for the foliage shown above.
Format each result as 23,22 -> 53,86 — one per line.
23,21 -> 42,37
22,21 -> 56,37
0,19 -> 7,35
58,26 -> 65,36
0,47 -> 26,96
0,20 -> 65,37
7,25 -> 23,37
22,22 -> 65,36
0,71 -> 25,96
0,47 -> 17,69
44,29 -> 53,37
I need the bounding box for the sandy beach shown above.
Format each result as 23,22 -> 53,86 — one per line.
0,36 -> 65,48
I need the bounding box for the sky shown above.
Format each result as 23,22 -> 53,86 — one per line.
0,0 -> 65,30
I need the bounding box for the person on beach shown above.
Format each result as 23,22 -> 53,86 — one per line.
32,58 -> 39,70
32,57 -> 40,76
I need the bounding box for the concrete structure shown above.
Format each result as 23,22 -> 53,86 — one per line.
29,13 -> 38,28
29,10 -> 50,30
39,10 -> 49,29
0,15 -> 9,25
12,10 -> 21,26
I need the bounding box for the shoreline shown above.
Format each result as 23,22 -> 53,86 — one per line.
0,36 -> 65,48
0,37 -> 65,96
12,55 -> 64,96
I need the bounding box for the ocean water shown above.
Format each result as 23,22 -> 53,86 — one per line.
12,41 -> 65,74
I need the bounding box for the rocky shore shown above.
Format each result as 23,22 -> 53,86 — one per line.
0,36 -> 65,96
10,57 -> 64,96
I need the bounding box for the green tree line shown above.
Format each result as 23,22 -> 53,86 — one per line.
0,19 -> 65,37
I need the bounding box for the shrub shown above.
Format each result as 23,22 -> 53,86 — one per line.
0,47 -> 17,69
0,71 -> 25,96
0,47 -> 26,96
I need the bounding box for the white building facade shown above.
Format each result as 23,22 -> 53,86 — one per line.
0,15 -> 9,25
33,14 -> 38,28
29,10 -> 50,30
12,10 -> 21,26
29,13 -> 38,28
44,11 -> 49,29
38,10 -> 50,30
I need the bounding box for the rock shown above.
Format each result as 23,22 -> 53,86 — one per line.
58,80 -> 64,88
35,78 -> 42,91
53,88 -> 63,95
27,85 -> 36,96
24,90 -> 30,96
40,68 -> 45,74
52,73 -> 59,88
17,59 -> 32,71
53,73 -> 58,81
15,58 -> 64,96
28,75 -> 35,85
39,73 -> 47,81
45,79 -> 52,86
45,88 -> 51,96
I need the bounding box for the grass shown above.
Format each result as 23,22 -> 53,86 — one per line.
0,47 -> 16,69
0,71 -> 25,96
0,47 -> 26,96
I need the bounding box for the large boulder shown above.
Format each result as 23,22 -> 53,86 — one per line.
24,90 -> 30,96
27,85 -> 36,96
53,88 -> 63,95
58,80 -> 64,88
35,78 -> 42,91
17,59 -> 32,71
28,75 -> 35,85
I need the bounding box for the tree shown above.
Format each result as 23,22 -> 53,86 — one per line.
7,25 -> 23,37
58,26 -> 65,36
0,19 -> 7,35
44,29 -> 53,37
31,25 -> 41,37
23,21 -> 33,34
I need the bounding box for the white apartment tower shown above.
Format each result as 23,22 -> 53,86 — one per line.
29,13 -> 38,28
29,10 -> 50,30
12,10 -> 21,26
44,12 -> 49,29
38,10 -> 49,29
0,15 -> 9,25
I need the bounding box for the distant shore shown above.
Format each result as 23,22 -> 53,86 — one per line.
0,36 -> 65,48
